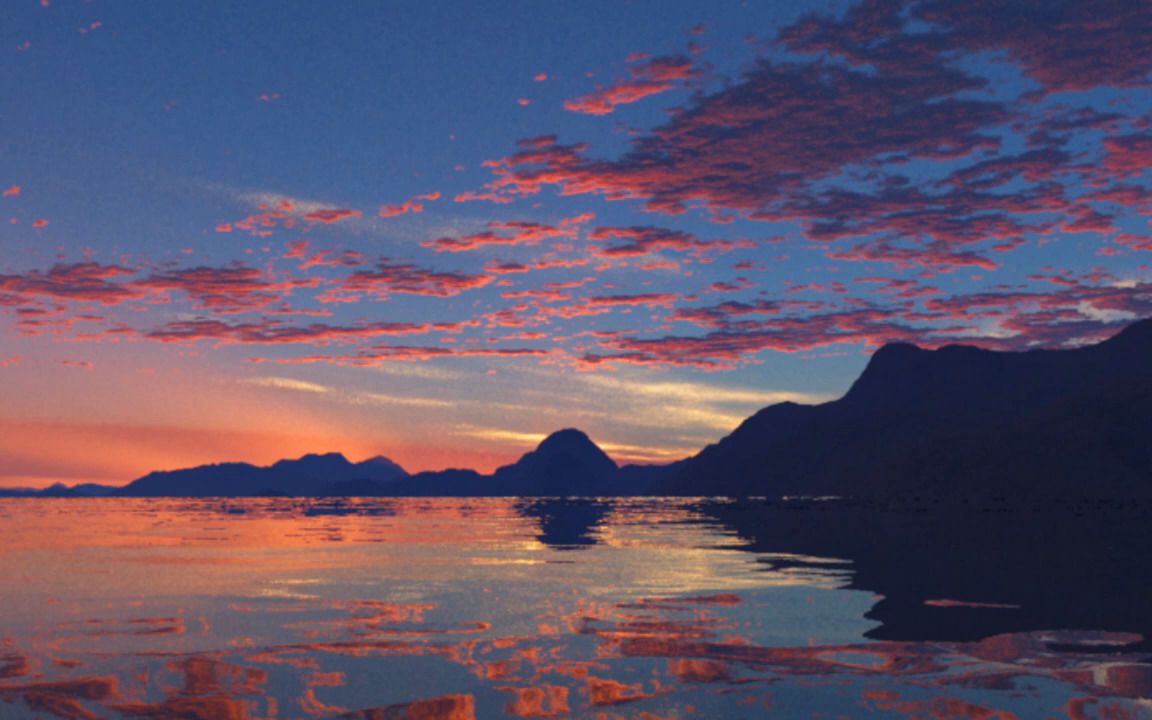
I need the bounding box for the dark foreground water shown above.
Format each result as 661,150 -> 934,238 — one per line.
0,498 -> 1150,719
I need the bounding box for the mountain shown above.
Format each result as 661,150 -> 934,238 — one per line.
665,318 -> 1152,498
388,429 -> 661,496
44,317 -> 1152,499
492,428 -> 618,495
107,429 -> 670,497
118,453 -> 409,497
36,483 -> 118,498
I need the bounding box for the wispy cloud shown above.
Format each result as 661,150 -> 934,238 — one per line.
239,375 -> 452,408
580,374 -> 831,407
240,376 -> 329,394
454,426 -> 547,445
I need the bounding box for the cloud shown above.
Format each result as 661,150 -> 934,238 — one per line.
584,272 -> 1152,368
136,265 -> 317,314
588,293 -> 679,307
212,189 -> 371,235
379,192 -> 441,218
0,263 -> 144,307
146,318 -> 435,345
914,0 -> 1152,94
283,240 -> 365,270
258,345 -> 550,366
302,208 -> 362,224
671,300 -> 780,328
424,213 -> 592,253
583,375 -> 829,407
455,426 -> 547,445
486,53 -> 1006,215
1103,132 -> 1152,178
565,55 -> 699,115
581,307 -> 936,368
588,225 -> 749,258
240,376 -> 330,393
333,259 -> 492,299
240,376 -> 453,408
460,0 -> 1150,280
485,261 -> 531,274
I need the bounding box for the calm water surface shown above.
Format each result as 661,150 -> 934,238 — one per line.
0,498 -> 1148,719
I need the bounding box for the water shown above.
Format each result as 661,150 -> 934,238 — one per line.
0,497 -> 1149,718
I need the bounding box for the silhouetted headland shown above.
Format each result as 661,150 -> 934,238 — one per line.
117,452 -> 408,497
13,317 -> 1151,499
670,316 -> 1152,498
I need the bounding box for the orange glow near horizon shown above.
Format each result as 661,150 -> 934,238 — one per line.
0,417 -> 517,489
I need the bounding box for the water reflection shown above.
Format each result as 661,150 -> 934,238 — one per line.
702,498 -> 1152,645
514,499 -> 611,549
0,497 -> 1148,718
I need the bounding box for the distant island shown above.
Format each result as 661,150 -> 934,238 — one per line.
8,317 -> 1151,500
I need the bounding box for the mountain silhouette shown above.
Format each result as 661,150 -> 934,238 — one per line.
492,428 -> 618,495
31,317 -> 1152,498
667,317 -> 1152,498
109,429 -> 662,497
386,429 -> 656,496
118,452 -> 408,497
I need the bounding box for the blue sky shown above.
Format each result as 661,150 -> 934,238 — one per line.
1,0 -> 1150,485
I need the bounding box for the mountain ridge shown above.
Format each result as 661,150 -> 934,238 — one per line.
17,317 -> 1152,499
669,317 -> 1152,497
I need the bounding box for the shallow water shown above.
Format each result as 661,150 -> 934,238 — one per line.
0,497 -> 1148,718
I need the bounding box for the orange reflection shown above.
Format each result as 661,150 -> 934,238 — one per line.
340,693 -> 476,720
0,676 -> 118,720
501,685 -> 570,718
667,659 -> 730,683
586,677 -> 654,706
864,691 -> 1018,720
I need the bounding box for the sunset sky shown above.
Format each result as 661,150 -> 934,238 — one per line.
2,0 -> 1150,487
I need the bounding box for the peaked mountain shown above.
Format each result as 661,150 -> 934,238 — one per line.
385,429 -> 660,496
666,318 -> 1152,498
492,428 -> 618,495
118,452 -> 409,497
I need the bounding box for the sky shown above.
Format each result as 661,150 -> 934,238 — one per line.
1,0 -> 1150,487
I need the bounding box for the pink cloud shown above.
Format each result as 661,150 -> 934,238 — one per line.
1103,132 -> 1152,178
135,265 -> 316,314
146,318 -> 435,345
485,261 -> 531,274
302,208 -> 362,224
260,345 -> 549,366
335,259 -> 492,299
588,293 -> 678,307
588,225 -> 749,258
0,263 -> 144,306
425,213 -> 592,253
564,55 -> 699,115
379,192 -> 440,218
284,240 -> 364,270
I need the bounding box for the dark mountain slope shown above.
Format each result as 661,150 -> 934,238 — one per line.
666,319 -> 1152,498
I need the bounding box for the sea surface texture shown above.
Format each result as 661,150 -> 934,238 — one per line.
0,497 -> 1149,719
